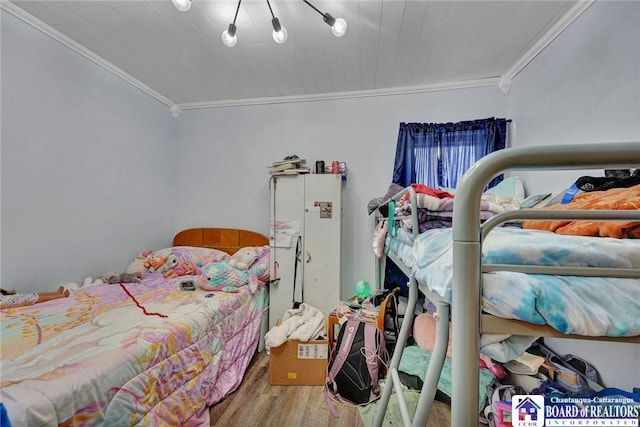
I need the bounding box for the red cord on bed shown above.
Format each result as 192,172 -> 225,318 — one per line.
119,282 -> 168,318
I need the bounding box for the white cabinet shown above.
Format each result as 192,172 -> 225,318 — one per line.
269,174 -> 342,328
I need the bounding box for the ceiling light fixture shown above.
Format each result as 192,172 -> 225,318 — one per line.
171,0 -> 191,13
221,0 -> 242,48
302,0 -> 347,37
266,0 -> 288,44
173,0 -> 347,48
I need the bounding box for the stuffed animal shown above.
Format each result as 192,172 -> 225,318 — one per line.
119,272 -> 143,283
227,247 -> 258,271
163,261 -> 201,279
144,253 -> 167,272
144,250 -> 178,274
161,254 -> 178,273
83,277 -> 101,287
126,248 -> 153,276
199,262 -> 260,294
99,271 -> 143,284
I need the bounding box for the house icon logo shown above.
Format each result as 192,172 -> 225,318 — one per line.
512,395 -> 544,427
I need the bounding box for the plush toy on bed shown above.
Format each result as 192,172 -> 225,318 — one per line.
198,247 -> 261,293
82,272 -> 143,287
227,247 -> 259,271
163,261 -> 201,279
144,250 -> 178,274
126,248 -> 153,276
100,272 -> 143,284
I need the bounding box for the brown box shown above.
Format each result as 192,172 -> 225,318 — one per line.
269,338 -> 328,386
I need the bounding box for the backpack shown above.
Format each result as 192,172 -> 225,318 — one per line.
324,319 -> 386,417
533,340 -> 602,394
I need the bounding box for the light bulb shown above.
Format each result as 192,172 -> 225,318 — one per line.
222,24 -> 237,47
222,30 -> 237,47
331,18 -> 347,37
272,26 -> 288,44
172,0 -> 191,12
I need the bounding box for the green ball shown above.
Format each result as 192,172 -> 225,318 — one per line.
354,280 -> 371,299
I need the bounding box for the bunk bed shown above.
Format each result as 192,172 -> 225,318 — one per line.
370,142 -> 640,427
1,228 -> 269,427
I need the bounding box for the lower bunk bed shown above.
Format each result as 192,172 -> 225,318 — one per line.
1,227 -> 270,426
370,142 -> 640,427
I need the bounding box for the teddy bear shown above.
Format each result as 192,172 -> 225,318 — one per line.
144,253 -> 167,272
160,254 -> 179,273
227,247 -> 258,271
144,250 -> 178,274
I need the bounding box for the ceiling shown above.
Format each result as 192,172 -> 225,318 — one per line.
3,0 -> 591,111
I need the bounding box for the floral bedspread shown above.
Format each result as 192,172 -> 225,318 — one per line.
1,246 -> 269,426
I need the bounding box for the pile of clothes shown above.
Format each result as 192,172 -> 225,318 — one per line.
264,303 -> 325,349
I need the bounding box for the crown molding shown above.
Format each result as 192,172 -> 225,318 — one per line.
1,1 -> 175,110
177,77 -> 502,110
503,0 -> 595,81
498,75 -> 513,95
2,0 -> 593,112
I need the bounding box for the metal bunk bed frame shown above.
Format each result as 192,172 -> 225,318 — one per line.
372,141 -> 640,427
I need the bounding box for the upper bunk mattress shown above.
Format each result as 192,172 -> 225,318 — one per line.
408,227 -> 640,338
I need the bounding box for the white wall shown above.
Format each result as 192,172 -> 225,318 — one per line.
507,1 -> 640,391
173,87 -> 507,300
1,10 -> 176,291
509,1 -> 640,195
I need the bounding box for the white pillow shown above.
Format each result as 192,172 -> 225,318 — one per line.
484,176 -> 525,200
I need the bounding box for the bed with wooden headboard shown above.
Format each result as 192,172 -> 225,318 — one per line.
174,227 -> 269,254
1,228 -> 270,427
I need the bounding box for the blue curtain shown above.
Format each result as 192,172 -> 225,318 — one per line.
387,118 -> 507,297
392,117 -> 507,189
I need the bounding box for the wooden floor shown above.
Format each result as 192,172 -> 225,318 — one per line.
209,351 -> 452,427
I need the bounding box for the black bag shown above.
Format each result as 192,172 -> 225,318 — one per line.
533,340 -> 602,394
324,319 -> 386,417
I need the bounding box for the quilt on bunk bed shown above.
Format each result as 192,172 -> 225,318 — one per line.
383,184 -> 640,362
0,245 -> 270,427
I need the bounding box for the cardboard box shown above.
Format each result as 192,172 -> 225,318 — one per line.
269,338 -> 328,386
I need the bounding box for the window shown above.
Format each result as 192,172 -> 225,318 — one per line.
392,118 -> 508,189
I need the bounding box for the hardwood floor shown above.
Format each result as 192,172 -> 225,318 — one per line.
209,350 -> 452,427
209,350 -> 363,426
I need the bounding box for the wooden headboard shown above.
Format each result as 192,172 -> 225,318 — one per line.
173,228 -> 269,255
